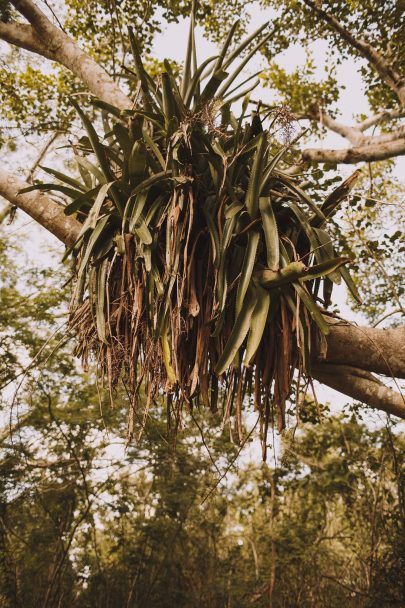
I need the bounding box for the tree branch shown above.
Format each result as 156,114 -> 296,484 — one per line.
311,319 -> 405,418
299,105 -> 405,163
26,131 -> 60,182
302,0 -> 405,106
357,110 -> 405,132
316,111 -> 405,146
1,0 -> 131,110
0,411 -> 31,443
362,125 -> 405,146
317,109 -> 364,145
302,137 -> 405,164
0,21 -> 51,56
1,165 -> 404,417
312,364 -> 405,419
0,167 -> 81,246
316,319 -> 405,380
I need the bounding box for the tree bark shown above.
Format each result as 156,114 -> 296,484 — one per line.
302,138 -> 405,164
315,318 -> 405,379
0,168 -> 81,246
312,364 -> 405,418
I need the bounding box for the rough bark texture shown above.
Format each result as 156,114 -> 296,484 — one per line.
311,319 -> 405,418
302,138 -> 405,164
312,364 -> 405,418
296,0 -> 405,163
315,318 -> 405,379
0,168 -> 81,246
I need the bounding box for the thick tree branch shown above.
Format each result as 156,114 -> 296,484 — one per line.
302,0 -> 405,107
312,364 -> 405,419
1,165 -> 404,417
0,167 -> 81,246
311,319 -> 405,418
300,106 -> 405,163
10,0 -> 52,28
1,0 -> 131,110
302,138 -> 405,164
0,2 -> 402,420
0,21 -> 51,56
316,319 -> 405,380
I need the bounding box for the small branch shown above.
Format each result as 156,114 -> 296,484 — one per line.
357,110 -> 405,132
297,106 -> 405,163
0,204 -> 12,224
26,131 -> 60,182
319,572 -> 371,598
0,411 -> 31,443
317,108 -> 364,145
319,115 -> 405,147
372,309 -> 404,328
363,124 -> 405,146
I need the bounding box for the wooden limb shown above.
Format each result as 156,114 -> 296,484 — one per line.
0,167 -> 81,246
357,110 -> 405,132
312,363 -> 405,419
316,319 -> 405,380
317,108 -> 364,145
297,107 -> 405,163
26,131 -> 60,182
302,137 -> 405,163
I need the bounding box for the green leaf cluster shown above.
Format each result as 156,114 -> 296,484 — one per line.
24,13 -> 360,441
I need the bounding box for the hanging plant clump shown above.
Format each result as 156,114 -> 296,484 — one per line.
24,12 -> 361,451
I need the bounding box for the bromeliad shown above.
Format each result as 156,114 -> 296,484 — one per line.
22,8 -> 361,449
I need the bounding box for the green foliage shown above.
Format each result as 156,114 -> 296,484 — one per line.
199,0 -> 405,114
0,65 -> 79,141
0,234 -> 403,607
0,3 -> 404,606
263,55 -> 340,122
1,2 -> 403,332
333,163 -> 405,323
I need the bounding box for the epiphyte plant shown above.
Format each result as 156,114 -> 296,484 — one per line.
23,5 -> 360,452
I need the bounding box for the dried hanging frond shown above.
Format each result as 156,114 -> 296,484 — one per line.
23,13 -> 361,450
